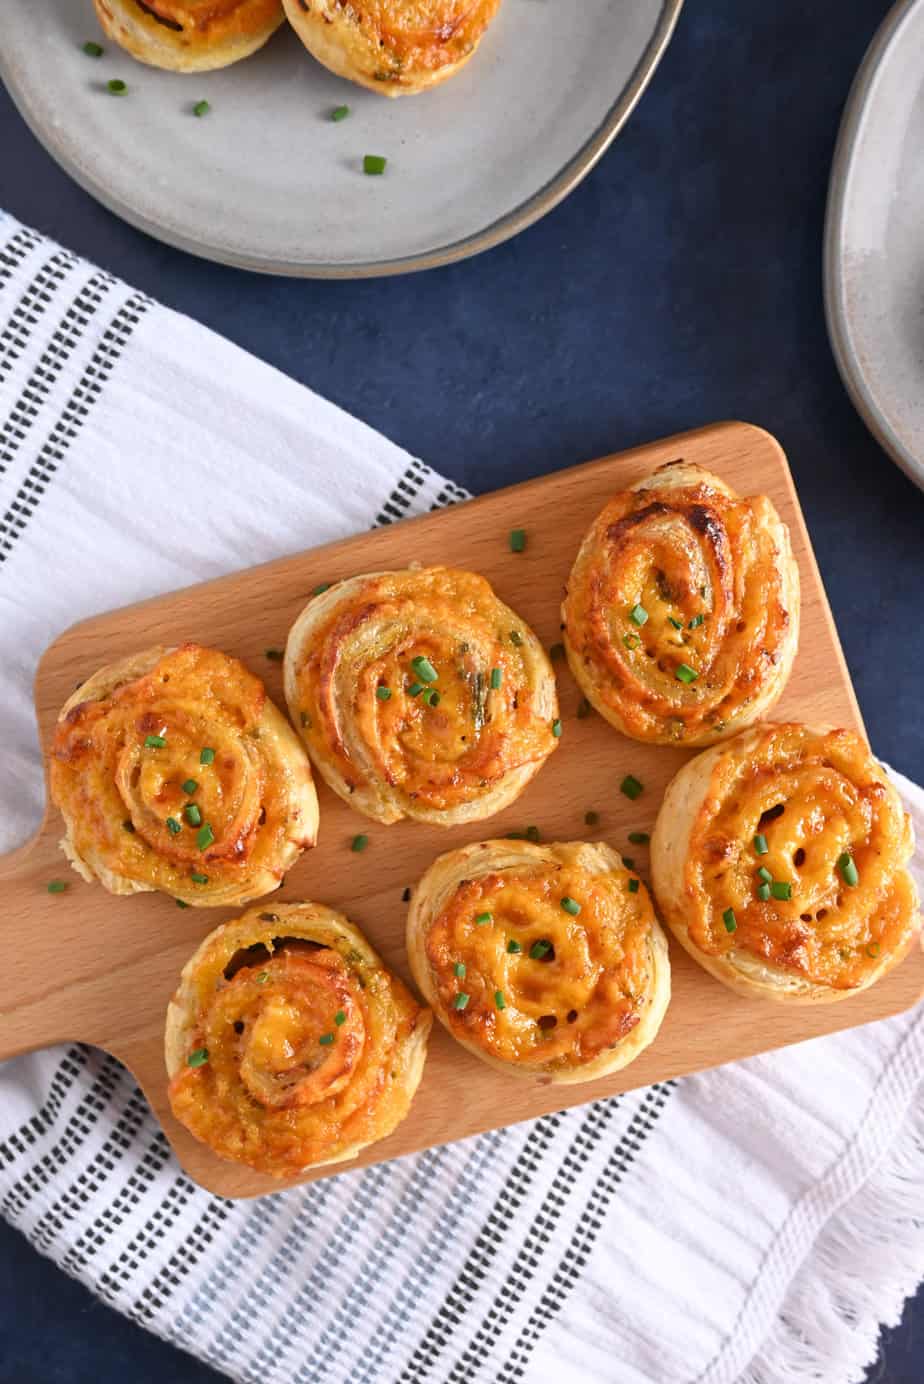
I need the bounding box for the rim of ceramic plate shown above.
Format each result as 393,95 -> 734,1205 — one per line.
0,0 -> 684,279
823,0 -> 924,493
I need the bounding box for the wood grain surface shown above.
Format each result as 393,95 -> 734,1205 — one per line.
2,422 -> 920,1198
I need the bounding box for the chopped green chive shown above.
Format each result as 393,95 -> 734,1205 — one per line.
585,811 -> 600,827
753,833 -> 769,855
407,681 -> 425,697
454,961 -> 467,978
560,897 -> 581,916
421,688 -> 441,707
83,40 -> 104,57
866,941 -> 881,958
620,774 -> 644,800
629,604 -> 649,627
757,882 -> 771,901
506,831 -> 529,840
331,104 -> 350,121
757,865 -> 773,883
196,823 -> 215,850
530,940 -> 552,958
200,747 -> 215,765
193,100 -> 210,117
144,734 -> 166,748
507,939 -> 522,954
176,898 -> 190,909
107,78 -> 127,95
313,582 -> 331,595
628,831 -> 650,845
509,630 -> 524,647
475,912 -> 493,925
526,826 -> 541,844
722,908 -> 737,933
256,971 -> 269,983
628,878 -> 640,894
490,667 -> 502,690
376,686 -> 392,701
495,990 -> 506,1010
551,719 -> 563,738
770,880 -> 792,901
190,872 -> 209,885
411,655 -> 438,683
509,529 -> 526,552
184,803 -> 202,827
453,993 -> 470,1010
47,880 -> 68,894
623,633 -> 641,651
319,1033 -> 335,1046
675,664 -> 699,684
351,834 -> 369,853
265,648 -> 283,661
838,852 -> 859,887
166,817 -> 182,835
182,778 -> 198,795
622,856 -> 635,870
363,154 -> 387,175
187,1048 -> 209,1067
549,642 -> 565,660
576,698 -> 591,720
668,616 -> 683,630
689,613 -> 705,629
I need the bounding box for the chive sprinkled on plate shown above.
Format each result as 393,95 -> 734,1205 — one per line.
668,615 -> 683,630
407,681 -> 424,697
182,778 -> 198,795
475,911 -> 493,925
585,810 -> 599,826
197,823 -> 215,850
47,880 -> 68,894
83,40 -> 104,56
453,992 -> 470,1010
549,642 -> 565,660
363,154 -> 387,175
313,582 -> 331,595
622,856 -> 635,870
629,604 -> 648,627
166,817 -> 181,835
757,865 -> 773,883
620,774 -> 643,800
623,632 -> 641,650
509,629 -> 524,646
454,961 -> 467,977
507,939 -> 522,954
560,896 -> 581,916
187,1048 -> 209,1067
675,663 -> 699,684
490,667 -> 502,689
753,833 -> 769,855
145,733 -> 166,748
757,882 -> 771,901
255,971 -> 268,982
191,872 -> 209,884
265,648 -> 283,661
351,834 -> 369,852
375,686 -> 392,701
422,688 -> 441,707
494,990 -> 506,1010
107,78 -> 127,95
509,528 -> 526,552
551,718 -> 563,738
689,613 -> 705,629
838,852 -> 859,887
722,908 -> 737,933
411,655 -> 438,683
530,939 -> 552,958
770,880 -> 792,900
628,831 -> 649,845
176,898 -> 190,908
319,1033 -> 335,1046
184,803 -> 202,827
331,104 -> 350,121
200,747 -> 215,764
193,100 -> 210,117
628,878 -> 640,894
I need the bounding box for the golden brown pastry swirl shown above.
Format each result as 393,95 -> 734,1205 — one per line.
562,460 -> 800,746
93,0 -> 284,72
651,723 -> 920,1002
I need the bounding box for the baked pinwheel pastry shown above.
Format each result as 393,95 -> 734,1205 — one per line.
166,902 -> 431,1176
562,460 -> 800,746
49,644 -> 318,907
93,0 -> 284,72
651,723 -> 920,1002
284,566 -> 559,826
407,840 -> 671,1082
282,0 -> 503,96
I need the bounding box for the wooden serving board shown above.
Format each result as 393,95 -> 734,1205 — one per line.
3,422 -> 922,1199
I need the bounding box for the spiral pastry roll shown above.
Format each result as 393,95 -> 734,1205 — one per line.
92,0 -> 284,71
282,0 -> 503,97
651,723 -> 920,1002
284,567 -> 559,826
562,460 -> 800,746
166,902 -> 431,1176
50,644 -> 318,907
407,840 -> 670,1082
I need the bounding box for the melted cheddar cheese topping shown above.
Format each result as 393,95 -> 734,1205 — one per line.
123,0 -> 282,41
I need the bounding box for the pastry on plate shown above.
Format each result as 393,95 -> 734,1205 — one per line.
284,566 -> 559,826
92,0 -> 284,72
282,0 -> 503,97
166,901 -> 431,1176
50,643 -> 318,907
407,839 -> 670,1082
562,460 -> 800,746
651,723 -> 920,1002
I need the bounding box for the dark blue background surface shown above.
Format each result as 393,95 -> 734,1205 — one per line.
1,0 -> 921,1379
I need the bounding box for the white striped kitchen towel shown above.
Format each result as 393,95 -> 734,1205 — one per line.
0,210 -> 921,1384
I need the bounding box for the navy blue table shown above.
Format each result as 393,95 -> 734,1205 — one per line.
1,1 -> 921,1380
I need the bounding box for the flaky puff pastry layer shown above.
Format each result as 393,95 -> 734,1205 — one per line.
282,0 -> 502,97
50,644 -> 318,907
284,567 -> 559,827
407,840 -> 671,1083
562,460 -> 800,746
651,723 -> 920,1003
166,902 -> 431,1176
93,0 -> 284,72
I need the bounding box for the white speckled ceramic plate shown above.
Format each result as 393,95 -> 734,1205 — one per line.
824,0 -> 924,493
0,0 -> 682,278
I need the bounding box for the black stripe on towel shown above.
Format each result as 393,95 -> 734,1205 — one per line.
0,250 -> 83,391
0,1045 -> 88,1171
374,459 -> 433,526
0,226 -> 43,291
129,1193 -> 231,1326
